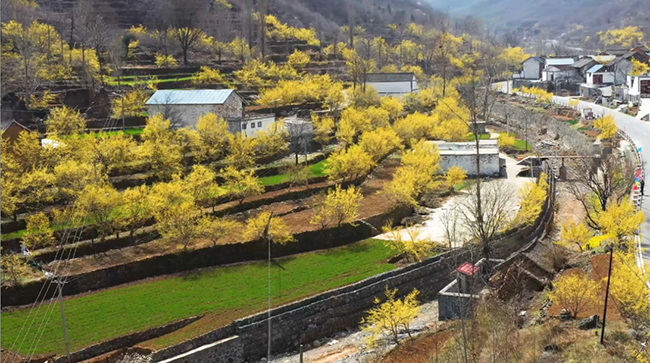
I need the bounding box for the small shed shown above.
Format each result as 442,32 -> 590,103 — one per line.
146,89 -> 244,128
365,73 -> 419,97
1,121 -> 31,144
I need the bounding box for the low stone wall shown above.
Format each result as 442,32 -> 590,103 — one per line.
53,316 -> 203,363
490,98 -> 592,155
157,336 -> 243,363
150,326 -> 235,362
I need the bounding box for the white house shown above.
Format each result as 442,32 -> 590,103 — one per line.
365,73 -> 419,97
431,140 -> 501,177
541,58 -> 577,82
585,64 -> 615,86
237,114 -> 276,138
146,89 -> 279,137
627,74 -> 650,120
521,57 -> 545,80
146,89 -> 244,128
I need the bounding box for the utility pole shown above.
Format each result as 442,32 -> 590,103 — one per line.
265,212 -> 274,362
57,278 -> 71,362
601,245 -> 614,345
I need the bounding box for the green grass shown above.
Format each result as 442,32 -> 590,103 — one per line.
467,133 -> 491,141
107,76 -> 194,87
57,128 -> 145,140
513,139 -> 533,151
567,120 -> 579,125
454,179 -> 477,191
1,229 -> 27,240
106,74 -> 194,82
258,160 -> 328,186
0,239 -> 396,355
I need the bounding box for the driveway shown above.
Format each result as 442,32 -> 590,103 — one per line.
494,81 -> 650,263
374,152 -> 533,247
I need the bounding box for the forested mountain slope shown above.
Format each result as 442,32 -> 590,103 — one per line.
426,0 -> 649,37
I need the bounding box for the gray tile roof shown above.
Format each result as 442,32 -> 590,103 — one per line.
146,89 -> 236,105
572,58 -> 596,68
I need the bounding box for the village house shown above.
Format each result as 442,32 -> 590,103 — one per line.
627,74 -> 650,120
146,89 -> 275,137
430,139 -> 501,177
571,57 -> 599,80
541,58 -> 578,82
521,56 -> 545,80
1,120 -> 31,144
365,73 -> 419,97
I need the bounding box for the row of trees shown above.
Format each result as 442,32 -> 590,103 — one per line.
0,109 -> 288,220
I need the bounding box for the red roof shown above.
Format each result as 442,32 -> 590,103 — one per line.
455,262 -> 480,276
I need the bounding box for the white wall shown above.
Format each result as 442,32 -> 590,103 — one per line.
439,153 -> 500,177
586,72 -> 615,85
147,104 -> 219,128
367,81 -> 417,96
238,116 -> 275,138
522,60 -> 542,80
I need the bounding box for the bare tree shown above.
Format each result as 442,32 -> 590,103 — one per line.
286,118 -> 313,165
502,30 -> 523,47
459,181 -> 517,247
454,39 -> 508,259
567,152 -> 635,228
163,0 -> 208,65
441,204 -> 463,249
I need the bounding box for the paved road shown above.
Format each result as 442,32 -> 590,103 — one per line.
494,81 -> 650,262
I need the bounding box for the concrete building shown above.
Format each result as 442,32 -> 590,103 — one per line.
146,89 -> 279,137
521,56 -> 545,80
146,89 -> 244,127
235,114 -> 276,138
627,74 -> 650,120
585,64 -> 615,86
431,139 -> 501,177
541,58 -> 578,82
365,73 -> 419,97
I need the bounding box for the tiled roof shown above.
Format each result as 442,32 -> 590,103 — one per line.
572,57 -> 596,68
146,89 -> 236,105
455,262 -> 480,276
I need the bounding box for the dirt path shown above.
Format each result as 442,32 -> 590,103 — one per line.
374,152 -> 533,247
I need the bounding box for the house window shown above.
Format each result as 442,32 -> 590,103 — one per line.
257,121 -> 262,127
251,122 -> 256,128
242,123 -> 247,129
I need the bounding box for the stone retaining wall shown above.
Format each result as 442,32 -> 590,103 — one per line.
151,172 -> 556,362
53,316 -> 203,363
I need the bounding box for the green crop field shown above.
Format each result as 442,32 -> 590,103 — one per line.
106,76 -> 195,87
1,239 -> 396,355
467,133 -> 491,141
258,159 -> 328,186
513,139 -> 533,151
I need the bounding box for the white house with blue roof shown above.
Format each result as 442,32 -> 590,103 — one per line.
146,89 -> 275,137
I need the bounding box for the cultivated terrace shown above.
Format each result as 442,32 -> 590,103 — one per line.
1,0 -> 649,363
